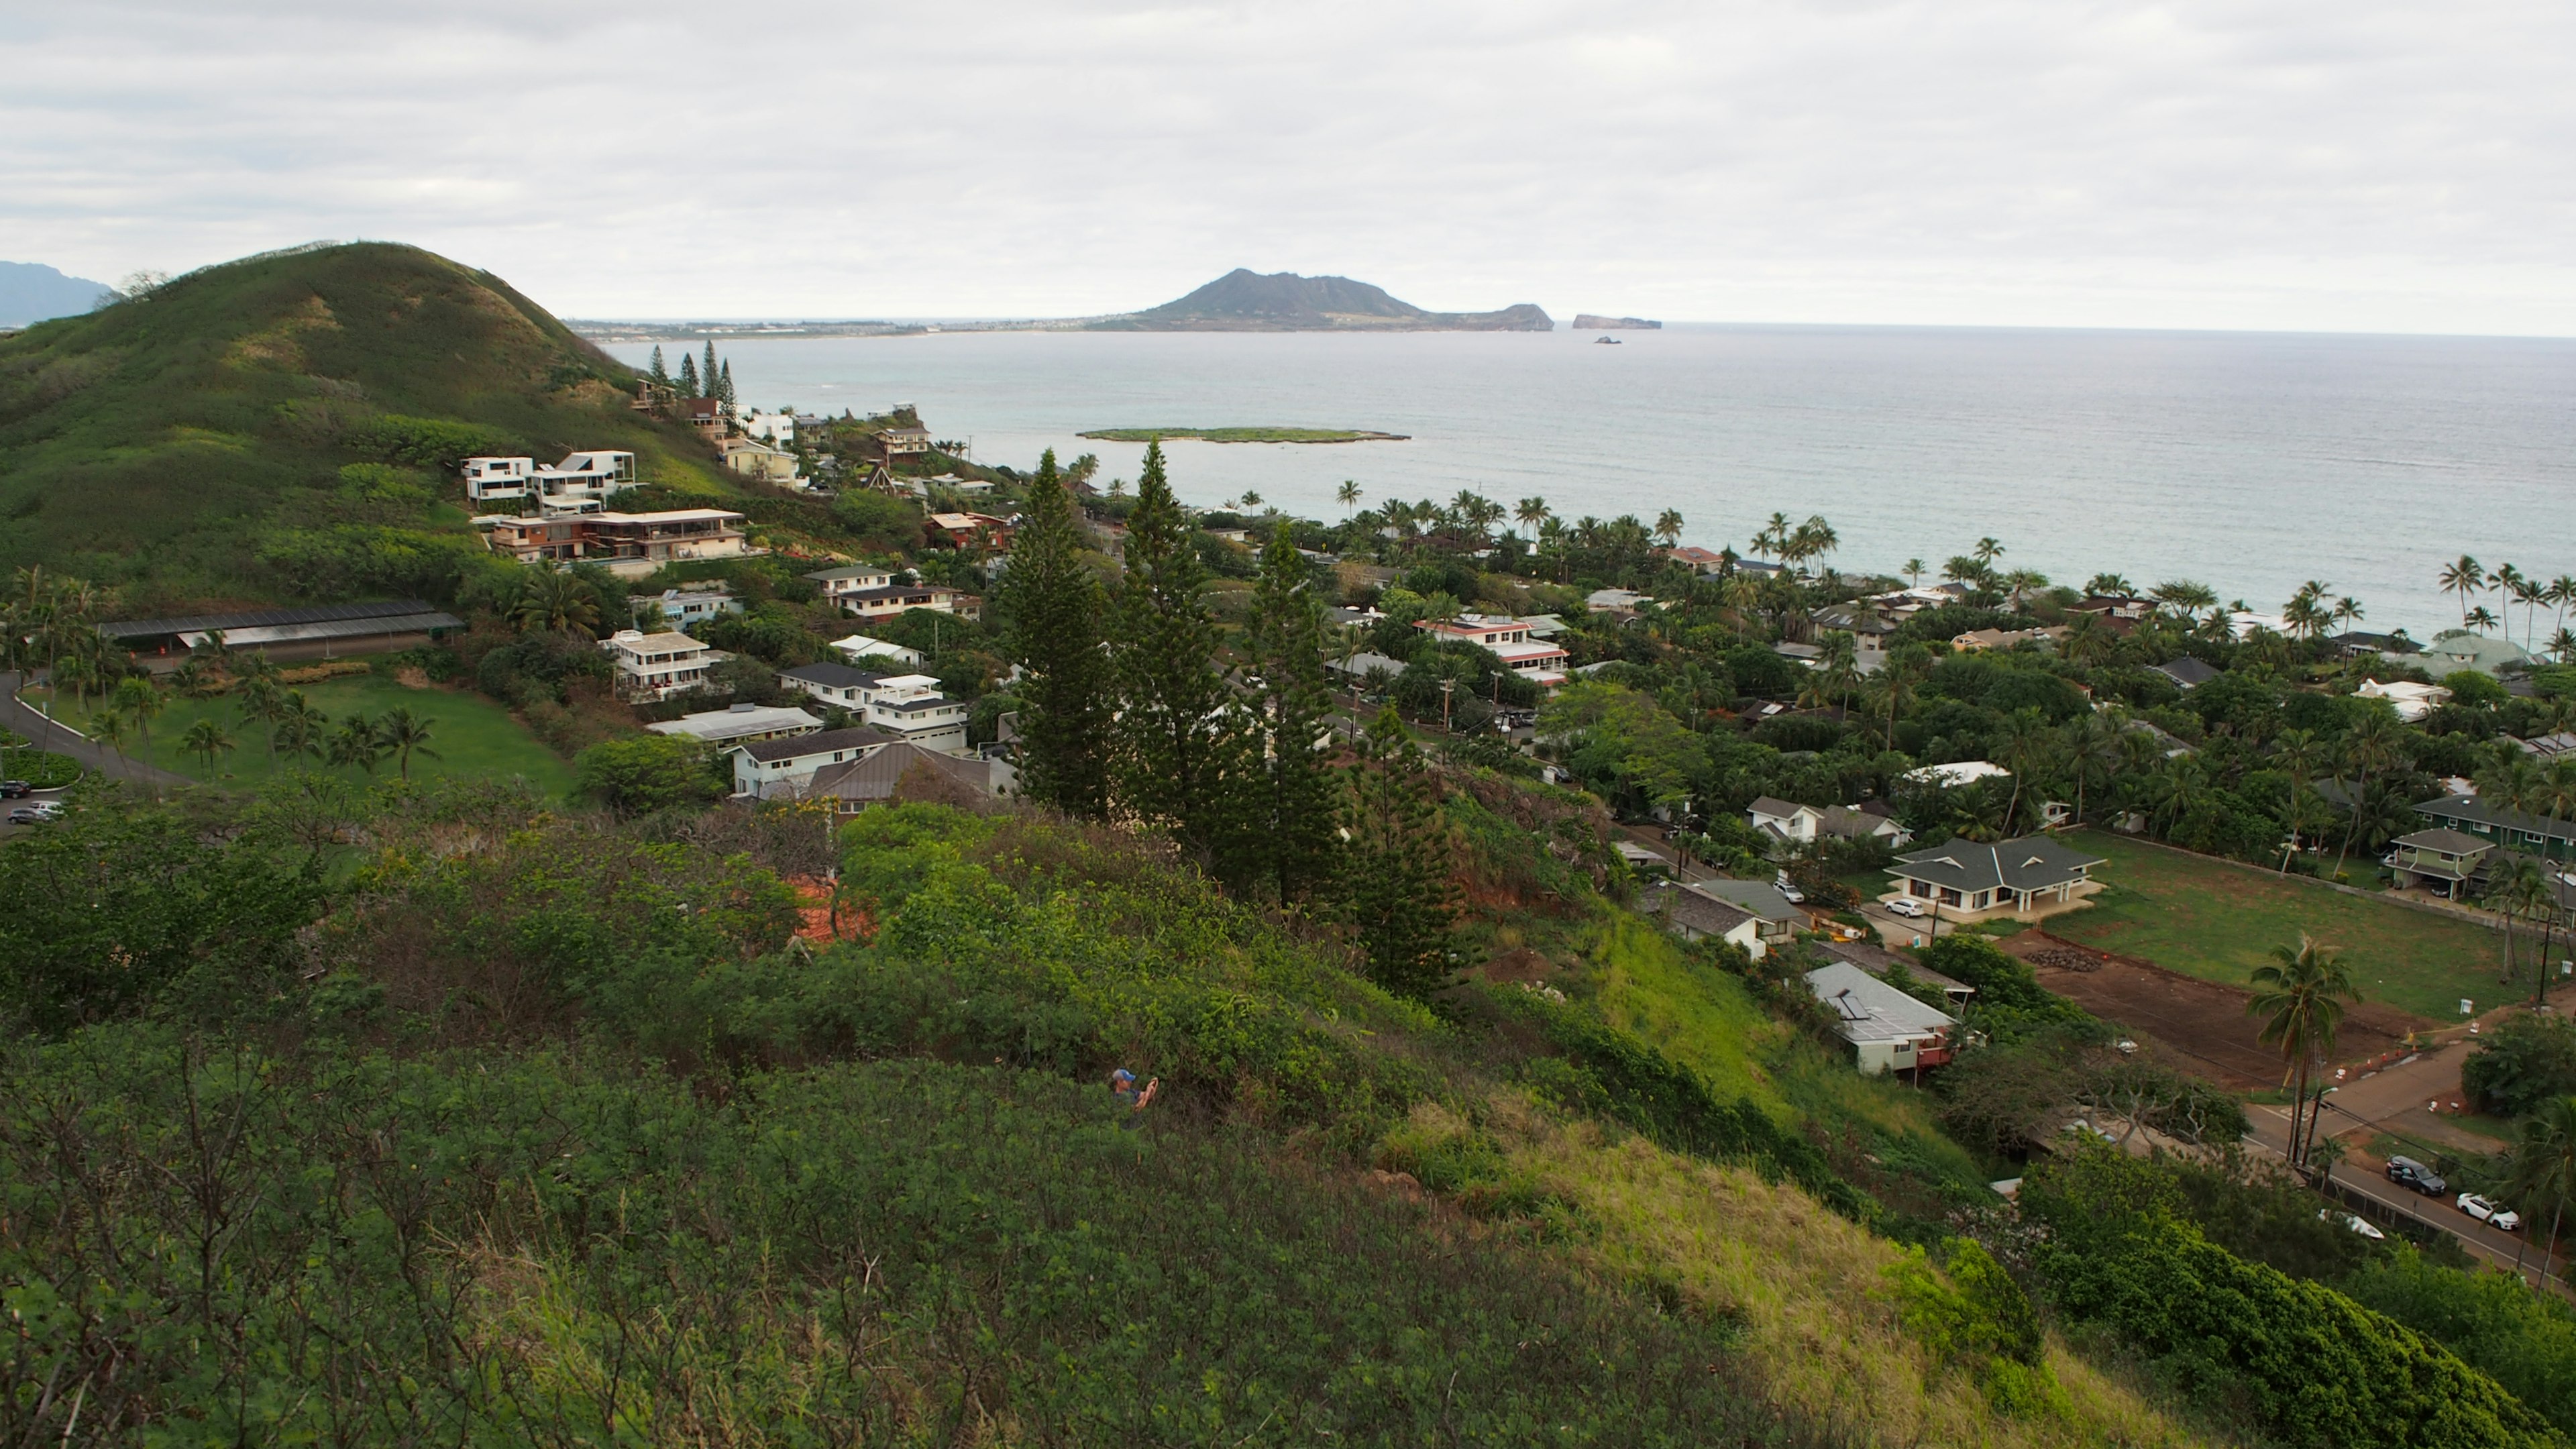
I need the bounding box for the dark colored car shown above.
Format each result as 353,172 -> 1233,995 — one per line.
0,780 -> 30,798
2387,1156 -> 2449,1196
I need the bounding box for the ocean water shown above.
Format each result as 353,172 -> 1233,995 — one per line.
604,325 -> 2576,638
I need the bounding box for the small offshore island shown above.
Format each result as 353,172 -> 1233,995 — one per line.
1077,425 -> 1410,444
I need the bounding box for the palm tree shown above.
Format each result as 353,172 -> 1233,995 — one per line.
2085,573 -> 2137,598
2467,604 -> 2502,633
272,690 -> 329,763
236,676 -> 286,764
1652,509 -> 1684,547
2437,555 -> 2485,627
2151,579 -> 2217,624
180,718 -> 235,775
328,714 -> 385,775
2333,713 -> 2406,878
2247,934 -> 2359,1170
2484,854 -> 2553,995
1991,708 -> 2057,835
2063,710 -> 2123,829
1336,480 -> 1362,518
1515,496 -> 1550,536
2502,1096 -> 2576,1287
375,707 -> 440,782
90,707 -> 129,770
108,675 -> 162,755
1902,559 -> 1926,588
1972,536 -> 2004,568
1238,490 -> 1263,511
2332,596 -> 2365,635
512,568 -> 602,636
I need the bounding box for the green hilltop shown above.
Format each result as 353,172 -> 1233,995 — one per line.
0,242 -> 731,610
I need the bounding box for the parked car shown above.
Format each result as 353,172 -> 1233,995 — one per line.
0,780 -> 30,798
7,806 -> 53,824
2387,1156 -> 2449,1196
2319,1209 -> 2387,1241
1887,898 -> 1927,918
2457,1193 -> 2522,1232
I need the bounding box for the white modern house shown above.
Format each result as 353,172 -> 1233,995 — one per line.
600,629 -> 729,702
460,451 -> 639,514
828,633 -> 925,667
1415,615 -> 1571,688
645,702 -> 821,748
864,674 -> 971,753
733,726 -> 900,798
1747,796 -> 1913,848
1884,835 -> 2105,922
739,411 -> 798,444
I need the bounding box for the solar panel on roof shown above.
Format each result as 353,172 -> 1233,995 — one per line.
100,599 -> 442,639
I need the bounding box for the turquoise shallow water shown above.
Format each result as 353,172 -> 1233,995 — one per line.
607,324 -> 2576,638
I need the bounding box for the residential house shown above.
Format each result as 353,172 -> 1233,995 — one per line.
2357,678 -> 2450,722
1811,604 -> 1898,641
2412,794 -> 2576,863
1805,961 -> 1962,1076
629,585 -> 743,633
486,509 -> 753,578
1644,879 -> 1802,960
684,397 -> 725,440
861,674 -> 972,753
645,702 -> 822,748
1414,614 -> 1570,688
460,450 -> 639,513
1586,588 -> 1652,612
828,633 -> 926,667
2516,731 -> 2576,762
2328,629 -> 2418,659
1884,835 -> 2105,920
1664,545 -> 1728,574
775,661 -> 890,710
802,566 -> 978,621
1813,938 -> 1977,1012
1952,627 -> 2064,653
2385,827 -> 2496,899
2421,632 -> 2534,678
1900,759 -> 2011,789
1746,796 -> 1913,849
793,414 -> 833,445
799,743 -> 1015,812
599,629 -> 730,702
733,725 -> 901,799
720,437 -> 800,484
2151,657 -> 2222,691
925,511 -> 1012,551
738,411 -> 797,444
1326,651 -> 1410,688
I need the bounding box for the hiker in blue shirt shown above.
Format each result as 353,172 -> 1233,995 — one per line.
1111,1068 -> 1159,1115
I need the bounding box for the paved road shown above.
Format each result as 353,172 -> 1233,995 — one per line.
0,669 -> 192,792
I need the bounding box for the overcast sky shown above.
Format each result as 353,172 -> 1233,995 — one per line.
8,0 -> 2573,331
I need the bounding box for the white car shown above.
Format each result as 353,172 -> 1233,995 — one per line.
1886,898 -> 1927,918
2319,1210 -> 2387,1240
2458,1193 -> 2522,1232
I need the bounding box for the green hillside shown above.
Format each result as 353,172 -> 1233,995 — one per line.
0,242 -> 733,611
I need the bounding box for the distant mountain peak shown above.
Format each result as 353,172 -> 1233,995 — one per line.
1097,269 -> 1550,332
0,261 -> 115,329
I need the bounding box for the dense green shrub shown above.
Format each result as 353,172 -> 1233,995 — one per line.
2345,1247 -> 2576,1436
1884,1238 -> 2063,1415
2023,1147 -> 2554,1448
2463,1012 -> 2576,1118
1485,983 -> 1870,1216
1921,934 -> 2097,1044
343,412 -> 524,468
572,733 -> 718,816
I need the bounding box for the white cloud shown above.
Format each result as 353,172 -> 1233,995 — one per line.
5,0 -> 2572,331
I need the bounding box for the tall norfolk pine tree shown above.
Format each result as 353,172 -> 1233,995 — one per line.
1108,442 -> 1254,882
677,351 -> 700,396
1342,704 -> 1460,998
999,450 -> 1110,818
1246,525 -> 1340,903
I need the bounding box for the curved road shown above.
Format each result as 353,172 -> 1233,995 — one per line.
0,669 -> 193,792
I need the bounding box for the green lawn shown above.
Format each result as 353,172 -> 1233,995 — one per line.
1587,910 -> 1785,1115
42,677 -> 576,797
2047,830 -> 2508,1022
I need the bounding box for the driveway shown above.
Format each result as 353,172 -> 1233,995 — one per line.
1,669 -> 193,792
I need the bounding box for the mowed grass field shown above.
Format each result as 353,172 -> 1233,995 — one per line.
42,676 -> 577,797
2047,830 -> 2510,1022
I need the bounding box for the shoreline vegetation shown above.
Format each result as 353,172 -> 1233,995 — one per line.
1078,425 -> 1411,444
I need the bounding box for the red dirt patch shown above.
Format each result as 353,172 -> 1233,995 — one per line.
1480,948 -> 1558,984
2003,931 -> 2430,1090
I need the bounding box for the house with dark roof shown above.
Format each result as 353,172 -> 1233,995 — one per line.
1644,877 -> 1806,958
800,743 -> 1014,812
732,725 -> 902,798
1748,796 -> 1912,849
2151,657 -> 2221,691
2385,827 -> 2496,899
2411,793 -> 2576,863
1884,835 -> 2106,921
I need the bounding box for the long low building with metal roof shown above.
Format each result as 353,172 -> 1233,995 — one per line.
100,600 -> 466,665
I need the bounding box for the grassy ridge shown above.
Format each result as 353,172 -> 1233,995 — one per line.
0,242 -> 733,608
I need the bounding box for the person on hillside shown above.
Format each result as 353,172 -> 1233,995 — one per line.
1111,1067 -> 1159,1115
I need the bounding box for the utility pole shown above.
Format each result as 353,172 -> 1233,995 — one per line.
1440,678 -> 1455,733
